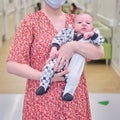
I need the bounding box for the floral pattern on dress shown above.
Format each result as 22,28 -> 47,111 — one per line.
7,11 -> 91,120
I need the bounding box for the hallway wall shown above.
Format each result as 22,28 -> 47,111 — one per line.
0,0 -> 40,46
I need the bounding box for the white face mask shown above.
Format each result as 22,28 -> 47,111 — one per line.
45,0 -> 65,9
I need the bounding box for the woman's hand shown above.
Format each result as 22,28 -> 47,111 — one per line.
49,47 -> 58,59
54,42 -> 75,72
52,69 -> 69,82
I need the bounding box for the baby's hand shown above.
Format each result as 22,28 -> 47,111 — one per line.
83,31 -> 94,40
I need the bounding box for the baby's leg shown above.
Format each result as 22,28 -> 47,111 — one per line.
36,59 -> 56,95
62,54 -> 85,101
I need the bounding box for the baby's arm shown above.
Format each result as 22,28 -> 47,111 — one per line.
90,29 -> 104,46
83,29 -> 104,46
50,26 -> 74,59
50,29 -> 68,60
52,28 -> 68,49
52,26 -> 74,49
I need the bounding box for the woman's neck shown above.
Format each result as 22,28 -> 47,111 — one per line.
42,5 -> 63,17
41,4 -> 66,32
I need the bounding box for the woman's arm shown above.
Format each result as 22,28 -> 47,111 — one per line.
73,41 -> 104,59
7,61 -> 41,80
7,61 -> 68,81
54,41 -> 104,71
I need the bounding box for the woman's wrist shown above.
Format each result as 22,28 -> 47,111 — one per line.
69,41 -> 77,53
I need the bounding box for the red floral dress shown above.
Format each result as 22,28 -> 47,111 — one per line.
7,11 -> 91,120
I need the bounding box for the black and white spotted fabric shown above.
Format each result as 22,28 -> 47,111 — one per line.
52,26 -> 104,49
39,25 -> 104,93
40,59 -> 57,90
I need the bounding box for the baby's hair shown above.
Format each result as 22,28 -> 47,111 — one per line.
79,11 -> 93,18
74,12 -> 93,23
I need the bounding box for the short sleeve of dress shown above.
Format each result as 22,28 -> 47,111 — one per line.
7,14 -> 34,65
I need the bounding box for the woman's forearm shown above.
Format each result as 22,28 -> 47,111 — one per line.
7,61 -> 41,80
7,61 -> 68,81
54,41 -> 104,71
72,41 -> 104,59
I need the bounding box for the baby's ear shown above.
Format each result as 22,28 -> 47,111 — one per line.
92,26 -> 94,31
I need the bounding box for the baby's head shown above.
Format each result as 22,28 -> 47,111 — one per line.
74,13 -> 94,34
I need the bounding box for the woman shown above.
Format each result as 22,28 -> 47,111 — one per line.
7,0 -> 104,120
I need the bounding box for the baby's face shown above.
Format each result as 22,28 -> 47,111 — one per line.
74,13 -> 94,34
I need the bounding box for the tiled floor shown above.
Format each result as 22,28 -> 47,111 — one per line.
89,93 -> 120,120
0,94 -> 24,120
0,93 -> 120,120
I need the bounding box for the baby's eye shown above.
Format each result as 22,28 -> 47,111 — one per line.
78,22 -> 82,24
86,22 -> 90,24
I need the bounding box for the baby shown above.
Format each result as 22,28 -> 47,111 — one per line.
36,13 -> 104,101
